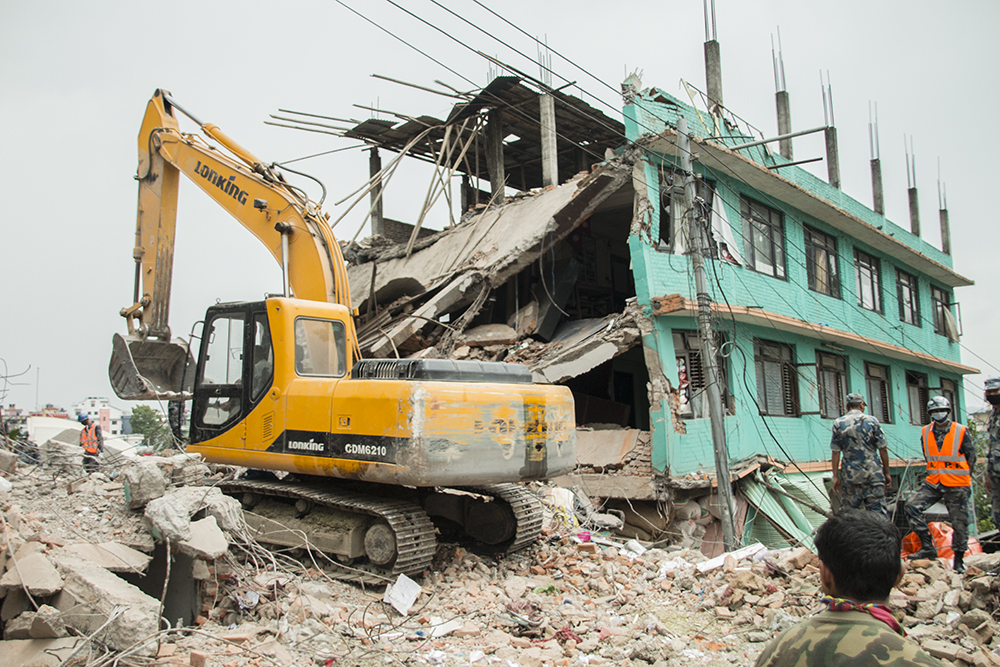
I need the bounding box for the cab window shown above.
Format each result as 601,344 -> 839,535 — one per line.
294,318 -> 346,377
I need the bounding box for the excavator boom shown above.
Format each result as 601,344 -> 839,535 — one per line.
111,89 -> 354,400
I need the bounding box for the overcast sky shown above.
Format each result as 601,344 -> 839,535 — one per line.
1,0 -> 997,416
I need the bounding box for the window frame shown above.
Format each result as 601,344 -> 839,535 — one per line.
673,330 -> 732,420
939,377 -> 959,417
906,370 -> 929,425
864,362 -> 892,424
804,226 -> 840,298
930,285 -> 951,336
293,317 -> 348,378
854,248 -> 883,314
740,196 -> 786,279
896,269 -> 920,326
753,339 -> 799,417
816,351 -> 848,419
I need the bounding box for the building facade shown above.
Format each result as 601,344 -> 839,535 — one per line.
622,88 -> 974,478
73,397 -> 126,437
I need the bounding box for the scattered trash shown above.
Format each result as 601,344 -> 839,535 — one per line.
383,572 -> 421,616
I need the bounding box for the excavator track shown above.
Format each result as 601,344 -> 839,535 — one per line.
221,479 -> 437,585
457,483 -> 544,554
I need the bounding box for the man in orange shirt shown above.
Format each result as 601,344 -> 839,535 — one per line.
78,413 -> 104,474
904,396 -> 975,573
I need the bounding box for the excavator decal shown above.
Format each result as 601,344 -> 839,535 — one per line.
193,161 -> 248,204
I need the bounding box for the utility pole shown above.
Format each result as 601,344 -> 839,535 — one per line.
678,116 -> 738,551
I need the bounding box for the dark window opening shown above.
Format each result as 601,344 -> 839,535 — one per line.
896,270 -> 920,326
938,377 -> 959,417
855,249 -> 882,313
754,339 -> 799,416
804,226 -> 840,298
864,362 -> 892,423
565,346 -> 650,430
741,197 -> 786,279
673,330 -> 732,419
817,351 -> 848,419
658,171 -> 715,254
906,370 -> 929,425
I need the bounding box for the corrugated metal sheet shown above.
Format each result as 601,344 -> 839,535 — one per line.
741,474 -> 815,550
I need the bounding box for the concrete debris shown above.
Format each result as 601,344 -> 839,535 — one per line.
60,541 -> 151,573
121,457 -> 167,509
177,516 -> 229,560
52,555 -> 159,654
0,552 -> 64,597
28,604 -> 67,638
144,485 -> 243,543
0,637 -> 85,666
0,449 -> 17,475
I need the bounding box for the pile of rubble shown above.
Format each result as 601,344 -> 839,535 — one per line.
2,446 -> 1000,667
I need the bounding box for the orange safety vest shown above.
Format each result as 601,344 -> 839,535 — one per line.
922,422 -> 970,487
80,424 -> 100,455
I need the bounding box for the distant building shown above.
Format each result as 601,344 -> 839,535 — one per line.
73,397 -> 125,436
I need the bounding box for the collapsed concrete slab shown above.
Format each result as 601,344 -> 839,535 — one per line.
51,555 -> 159,655
0,552 -> 63,597
122,458 -> 167,509
0,637 -> 85,666
144,486 -> 243,543
60,542 -> 151,574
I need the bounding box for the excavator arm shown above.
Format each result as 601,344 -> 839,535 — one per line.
110,89 -> 355,400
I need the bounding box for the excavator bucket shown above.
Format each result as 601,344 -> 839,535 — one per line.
109,333 -> 195,401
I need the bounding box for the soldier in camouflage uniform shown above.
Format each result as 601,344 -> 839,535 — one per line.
831,393 -> 891,520
755,511 -> 942,667
905,396 -> 975,573
983,378 -> 1000,529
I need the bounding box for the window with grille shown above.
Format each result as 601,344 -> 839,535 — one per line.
896,270 -> 920,326
930,285 -> 951,336
906,370 -> 929,425
864,362 -> 892,423
817,352 -> 848,419
741,197 -> 786,279
804,227 -> 840,298
673,330 -> 731,419
658,172 -> 714,252
855,249 -> 882,313
754,339 -> 799,416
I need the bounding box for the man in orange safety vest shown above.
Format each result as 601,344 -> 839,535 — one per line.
78,413 -> 104,474
904,396 -> 975,573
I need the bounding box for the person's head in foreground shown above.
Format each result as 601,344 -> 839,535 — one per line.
816,509 -> 903,603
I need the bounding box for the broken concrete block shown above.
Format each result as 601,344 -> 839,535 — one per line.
0,638 -> 87,666
144,486 -> 244,543
61,542 -> 151,574
509,299 -> 539,338
923,639 -> 963,662
52,555 -> 158,655
463,323 -> 518,347
5,612 -> 34,639
177,516 -> 229,560
0,449 -> 17,474
13,541 -> 47,562
122,459 -> 167,509
29,605 -> 67,639
191,559 -> 211,580
0,553 -> 63,597
1,586 -> 28,621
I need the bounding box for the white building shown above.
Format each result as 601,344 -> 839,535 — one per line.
73,397 -> 125,436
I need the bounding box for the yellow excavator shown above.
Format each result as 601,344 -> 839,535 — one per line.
109,89 -> 576,582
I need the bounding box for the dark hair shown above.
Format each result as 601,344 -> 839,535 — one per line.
815,510 -> 901,602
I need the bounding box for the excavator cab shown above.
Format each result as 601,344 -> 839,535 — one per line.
190,302 -> 274,444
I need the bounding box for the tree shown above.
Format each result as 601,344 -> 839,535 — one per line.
968,419 -> 994,533
130,406 -> 172,451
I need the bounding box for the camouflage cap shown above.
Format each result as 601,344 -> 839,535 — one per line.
985,377 -> 1000,392
845,393 -> 865,406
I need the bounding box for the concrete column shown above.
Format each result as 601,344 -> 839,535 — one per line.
939,207 -> 951,255
368,147 -> 384,236
461,174 -> 471,213
485,108 -> 506,202
908,187 -> 921,237
576,146 -> 589,175
870,158 -> 884,215
824,126 -> 841,189
775,91 -> 793,159
704,40 -> 724,112
539,93 -> 558,187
